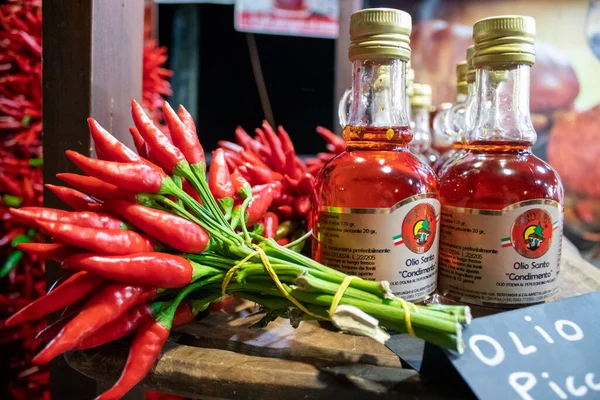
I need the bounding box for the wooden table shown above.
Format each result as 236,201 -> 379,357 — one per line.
66,246 -> 600,399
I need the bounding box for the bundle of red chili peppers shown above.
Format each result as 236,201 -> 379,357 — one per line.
3,99 -> 469,399
217,124 -> 345,246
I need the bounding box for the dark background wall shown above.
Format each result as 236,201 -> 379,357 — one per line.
159,3 -> 335,155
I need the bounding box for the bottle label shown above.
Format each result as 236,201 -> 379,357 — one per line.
317,194 -> 440,302
438,200 -> 562,305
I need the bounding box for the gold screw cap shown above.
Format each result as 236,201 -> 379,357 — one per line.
456,61 -> 468,94
473,15 -> 536,67
349,8 -> 412,62
410,83 -> 432,108
466,45 -> 476,83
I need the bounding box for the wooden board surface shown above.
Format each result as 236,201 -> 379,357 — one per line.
66,246 -> 599,399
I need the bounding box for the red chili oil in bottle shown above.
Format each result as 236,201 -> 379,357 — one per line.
437,16 -> 564,312
313,8 -> 439,302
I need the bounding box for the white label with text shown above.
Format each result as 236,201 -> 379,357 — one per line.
317,194 -> 440,302
438,200 -> 563,305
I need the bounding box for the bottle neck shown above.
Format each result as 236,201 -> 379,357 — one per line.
410,105 -> 431,148
345,58 -> 411,149
455,92 -> 468,103
447,84 -> 474,144
469,64 -> 535,147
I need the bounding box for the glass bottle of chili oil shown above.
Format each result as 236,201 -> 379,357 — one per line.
438,16 -> 564,308
313,8 -> 440,302
432,61 -> 468,175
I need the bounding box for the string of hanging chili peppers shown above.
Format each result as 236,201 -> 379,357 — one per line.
0,1 -> 175,399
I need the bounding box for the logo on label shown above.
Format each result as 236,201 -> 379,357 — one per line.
510,208 -> 554,259
398,203 -> 437,254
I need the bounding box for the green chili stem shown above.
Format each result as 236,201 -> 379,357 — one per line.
148,194 -> 235,247
238,195 -> 253,245
181,163 -> 234,233
284,230 -> 311,249
156,274 -> 225,329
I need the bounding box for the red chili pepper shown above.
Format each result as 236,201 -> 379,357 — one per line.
276,205 -> 294,220
76,302 -> 155,350
277,238 -> 290,246
297,173 -> 315,196
307,163 -> 324,176
0,174 -> 24,196
171,301 -> 196,326
262,121 -> 286,172
77,300 -> 193,350
208,149 -> 234,199
318,152 -> 335,163
253,128 -> 274,165
45,184 -> 98,211
261,212 -> 279,239
19,31 -> 42,56
294,196 -> 311,216
295,156 -> 308,173
35,221 -> 156,255
272,193 -> 293,207
244,163 -> 275,185
224,151 -> 241,172
88,118 -> 142,163
103,200 -> 209,253
95,318 -> 170,400
63,253 -> 193,288
223,149 -> 244,168
177,104 -> 196,135
316,126 -> 346,154
56,173 -> 137,202
0,294 -> 30,312
245,184 -> 274,225
235,126 -> 262,156
131,99 -> 185,174
10,207 -> 125,230
282,175 -> 300,195
5,271 -> 104,327
36,312 -> 76,343
32,283 -> 146,364
182,179 -> 202,204
163,102 -> 205,166
283,150 -> 301,179
129,126 -> 148,159
66,150 -> 166,194
239,149 -> 270,171
254,128 -> 268,147
218,140 -> 243,153
208,296 -> 234,312
277,126 -> 295,156
231,170 -> 250,196
16,243 -> 80,262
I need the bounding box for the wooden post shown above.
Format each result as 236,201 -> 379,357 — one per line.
42,0 -> 144,398
334,0 -> 363,133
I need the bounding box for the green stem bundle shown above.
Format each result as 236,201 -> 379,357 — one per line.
137,167 -> 473,353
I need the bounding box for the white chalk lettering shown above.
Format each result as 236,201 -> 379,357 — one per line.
534,325 -> 555,344
469,334 -> 505,367
555,320 -> 584,341
542,373 -> 568,400
585,373 -> 600,391
509,372 -> 536,400
509,331 -> 537,355
566,376 -> 588,397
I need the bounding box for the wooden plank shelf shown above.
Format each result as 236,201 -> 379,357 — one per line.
65,246 -> 600,399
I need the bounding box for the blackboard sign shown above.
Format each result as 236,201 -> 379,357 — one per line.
388,292 -> 600,400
